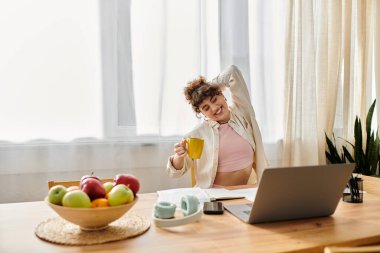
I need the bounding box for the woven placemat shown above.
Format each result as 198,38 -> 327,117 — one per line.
35,212 -> 150,246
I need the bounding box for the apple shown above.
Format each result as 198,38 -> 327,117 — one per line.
48,185 -> 67,205
67,186 -> 80,192
108,184 -> 134,206
80,172 -> 101,188
62,190 -> 91,208
81,178 -> 106,200
103,181 -> 114,193
114,174 -> 140,196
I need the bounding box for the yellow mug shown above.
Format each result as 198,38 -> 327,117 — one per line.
187,138 -> 204,159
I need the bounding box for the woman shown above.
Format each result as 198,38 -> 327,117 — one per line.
166,65 -> 267,188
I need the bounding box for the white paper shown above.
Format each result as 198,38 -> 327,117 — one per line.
228,188 -> 258,201
156,187 -> 210,207
156,187 -> 258,206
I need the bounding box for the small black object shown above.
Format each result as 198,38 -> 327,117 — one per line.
203,201 -> 224,215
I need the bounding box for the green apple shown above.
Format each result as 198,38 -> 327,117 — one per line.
62,190 -> 91,208
103,181 -> 114,194
108,184 -> 134,206
48,185 -> 67,205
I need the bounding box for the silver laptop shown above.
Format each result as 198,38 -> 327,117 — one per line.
224,164 -> 355,224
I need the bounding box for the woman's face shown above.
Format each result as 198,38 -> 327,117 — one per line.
198,94 -> 230,123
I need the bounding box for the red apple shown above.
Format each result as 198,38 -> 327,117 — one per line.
114,174 -> 140,196
80,172 -> 101,188
80,178 -> 106,200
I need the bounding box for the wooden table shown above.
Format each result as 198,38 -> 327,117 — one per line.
1,176 -> 380,253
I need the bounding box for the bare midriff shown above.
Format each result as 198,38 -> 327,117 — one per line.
213,164 -> 253,186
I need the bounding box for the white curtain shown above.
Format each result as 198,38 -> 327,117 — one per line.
248,0 -> 285,145
376,0 -> 380,125
283,0 -> 379,166
131,0 -> 220,136
0,0 -> 103,142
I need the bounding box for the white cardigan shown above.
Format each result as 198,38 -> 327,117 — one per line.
166,65 -> 267,188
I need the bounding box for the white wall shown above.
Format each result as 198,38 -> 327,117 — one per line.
0,141 -> 281,203
0,141 -> 190,203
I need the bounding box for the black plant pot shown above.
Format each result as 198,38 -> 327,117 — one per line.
342,177 -> 363,203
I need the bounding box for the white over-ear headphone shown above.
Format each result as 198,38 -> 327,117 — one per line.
152,195 -> 202,227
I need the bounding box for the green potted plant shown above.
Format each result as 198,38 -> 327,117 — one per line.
325,132 -> 363,202
325,99 -> 380,203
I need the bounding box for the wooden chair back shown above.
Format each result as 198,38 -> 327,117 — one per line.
48,178 -> 113,189
191,165 -> 196,187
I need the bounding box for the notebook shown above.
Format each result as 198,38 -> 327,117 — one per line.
156,187 -> 245,207
224,163 -> 355,224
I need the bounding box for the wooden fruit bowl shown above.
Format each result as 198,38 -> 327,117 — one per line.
45,196 -> 138,231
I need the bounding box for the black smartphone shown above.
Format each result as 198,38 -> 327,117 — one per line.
203,201 -> 224,215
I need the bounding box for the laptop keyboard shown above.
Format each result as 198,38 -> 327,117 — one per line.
243,204 -> 253,215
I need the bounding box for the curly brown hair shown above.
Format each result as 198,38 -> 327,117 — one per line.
184,76 -> 222,113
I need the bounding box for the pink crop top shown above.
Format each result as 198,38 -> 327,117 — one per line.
217,123 -> 254,172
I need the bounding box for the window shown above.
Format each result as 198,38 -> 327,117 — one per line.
0,0 -> 102,142
0,0 -> 284,150
102,0 -> 220,139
